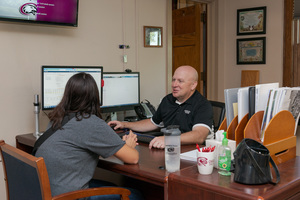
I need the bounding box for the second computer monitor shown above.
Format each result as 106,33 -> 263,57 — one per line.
101,72 -> 140,113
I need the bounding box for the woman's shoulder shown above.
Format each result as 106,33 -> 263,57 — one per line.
69,114 -> 106,127
84,114 -> 105,124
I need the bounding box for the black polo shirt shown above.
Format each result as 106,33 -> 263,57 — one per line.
151,90 -> 213,133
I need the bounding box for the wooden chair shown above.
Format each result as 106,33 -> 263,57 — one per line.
0,140 -> 130,200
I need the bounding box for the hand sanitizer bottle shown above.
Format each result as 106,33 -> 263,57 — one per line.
218,132 -> 231,176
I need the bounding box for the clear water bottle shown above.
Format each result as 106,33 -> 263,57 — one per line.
164,125 -> 181,172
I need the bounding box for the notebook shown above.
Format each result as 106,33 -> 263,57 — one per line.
224,88 -> 240,127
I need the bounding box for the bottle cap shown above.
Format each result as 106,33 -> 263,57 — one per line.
222,132 -> 228,146
164,125 -> 181,136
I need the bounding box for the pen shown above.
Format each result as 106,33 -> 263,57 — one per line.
196,143 -> 201,152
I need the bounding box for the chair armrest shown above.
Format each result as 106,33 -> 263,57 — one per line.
52,187 -> 131,200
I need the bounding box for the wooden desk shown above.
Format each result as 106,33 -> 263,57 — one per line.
15,133 -> 196,200
16,133 -> 300,200
15,134 -> 196,186
98,143 -> 196,187
167,157 -> 300,200
16,133 -> 36,153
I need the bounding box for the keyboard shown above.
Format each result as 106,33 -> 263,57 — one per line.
119,131 -> 164,144
136,134 -> 155,143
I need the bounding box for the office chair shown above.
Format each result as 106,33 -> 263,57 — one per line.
209,100 -> 226,132
0,140 -> 130,200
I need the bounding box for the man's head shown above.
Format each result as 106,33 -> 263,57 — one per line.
172,65 -> 198,103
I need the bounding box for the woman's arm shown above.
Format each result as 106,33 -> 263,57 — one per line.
114,130 -> 139,164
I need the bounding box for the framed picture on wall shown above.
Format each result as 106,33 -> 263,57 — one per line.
237,6 -> 266,35
144,26 -> 163,47
237,37 -> 266,64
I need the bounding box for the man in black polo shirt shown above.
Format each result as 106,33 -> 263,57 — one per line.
108,65 -> 213,149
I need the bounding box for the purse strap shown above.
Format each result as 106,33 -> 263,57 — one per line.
246,148 -> 280,185
32,113 -> 76,156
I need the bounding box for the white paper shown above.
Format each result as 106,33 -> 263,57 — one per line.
238,87 -> 250,123
180,149 -> 198,162
255,82 -> 279,113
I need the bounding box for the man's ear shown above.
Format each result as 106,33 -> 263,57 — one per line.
191,81 -> 198,91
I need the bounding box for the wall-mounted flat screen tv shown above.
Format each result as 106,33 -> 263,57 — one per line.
0,0 -> 79,27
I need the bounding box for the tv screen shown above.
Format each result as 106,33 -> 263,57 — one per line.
0,0 -> 78,27
101,72 -> 140,113
42,66 -> 103,110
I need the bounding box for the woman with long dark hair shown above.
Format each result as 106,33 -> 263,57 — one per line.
35,72 -> 143,200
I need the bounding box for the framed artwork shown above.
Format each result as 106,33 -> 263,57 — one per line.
144,26 -> 162,47
237,6 -> 266,35
237,37 -> 266,65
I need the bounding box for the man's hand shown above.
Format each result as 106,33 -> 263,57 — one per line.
149,136 -> 165,149
108,120 -> 125,130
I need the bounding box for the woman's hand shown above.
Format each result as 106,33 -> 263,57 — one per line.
122,130 -> 138,148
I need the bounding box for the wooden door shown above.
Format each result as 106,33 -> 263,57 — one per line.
293,19 -> 300,86
283,0 -> 300,87
172,4 -> 206,96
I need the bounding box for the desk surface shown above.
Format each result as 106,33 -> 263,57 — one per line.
15,133 -> 196,187
168,157 -> 300,200
98,143 -> 196,187
16,133 -> 300,200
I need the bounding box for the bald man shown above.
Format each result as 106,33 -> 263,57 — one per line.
108,65 -> 213,149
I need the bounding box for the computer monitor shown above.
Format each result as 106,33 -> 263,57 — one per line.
101,72 -> 140,113
41,66 -> 103,110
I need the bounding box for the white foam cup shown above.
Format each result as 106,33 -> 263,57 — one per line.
196,148 -> 215,175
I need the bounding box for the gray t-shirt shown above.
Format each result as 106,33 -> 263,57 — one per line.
35,115 -> 125,196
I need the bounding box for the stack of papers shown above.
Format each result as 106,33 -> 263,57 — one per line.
224,84 -> 300,142
224,88 -> 239,127
260,87 -> 300,141
180,149 -> 197,162
238,87 -> 250,123
255,83 -> 279,113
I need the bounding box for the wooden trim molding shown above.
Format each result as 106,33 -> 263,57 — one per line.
283,0 -> 294,86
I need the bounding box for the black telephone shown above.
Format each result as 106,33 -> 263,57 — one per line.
134,99 -> 156,120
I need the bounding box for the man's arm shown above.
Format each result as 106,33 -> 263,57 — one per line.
149,126 -> 209,149
180,126 -> 209,145
108,118 -> 158,132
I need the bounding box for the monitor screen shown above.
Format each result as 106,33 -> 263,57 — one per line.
101,72 -> 140,113
0,0 -> 78,27
42,66 -> 103,110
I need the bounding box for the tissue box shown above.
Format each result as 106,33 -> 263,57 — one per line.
205,139 -> 236,169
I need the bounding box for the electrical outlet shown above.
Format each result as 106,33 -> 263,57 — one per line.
123,55 -> 128,63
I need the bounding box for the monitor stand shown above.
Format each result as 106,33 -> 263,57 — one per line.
33,94 -> 42,139
110,112 -> 118,121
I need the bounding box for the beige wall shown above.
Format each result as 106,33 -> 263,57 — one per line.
0,0 -> 295,199
0,0 -> 168,198
210,0 -> 300,167
209,0 -> 284,101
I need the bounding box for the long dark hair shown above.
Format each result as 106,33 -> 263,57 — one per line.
48,72 -> 102,129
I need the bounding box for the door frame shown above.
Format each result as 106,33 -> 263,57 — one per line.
167,0 -> 216,99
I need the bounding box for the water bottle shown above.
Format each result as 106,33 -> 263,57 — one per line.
164,125 -> 181,172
